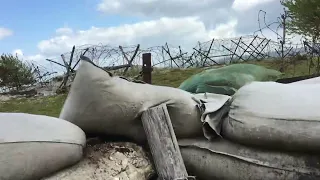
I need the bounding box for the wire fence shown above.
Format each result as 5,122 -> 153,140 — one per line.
40,35 -> 314,74
2,7 -> 320,94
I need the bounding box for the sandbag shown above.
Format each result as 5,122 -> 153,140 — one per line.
178,63 -> 282,95
0,113 -> 86,180
59,58 -> 231,144
193,93 -> 231,140
222,81 -> 320,152
179,138 -> 320,180
43,139 -> 155,180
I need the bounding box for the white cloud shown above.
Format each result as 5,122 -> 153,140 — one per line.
97,0 -> 225,17
0,27 -> 13,40
232,0 -> 276,12
14,16 -> 239,72
37,17 -> 239,57
256,28 -> 304,45
12,49 -> 23,57
208,19 -> 239,38
11,49 -> 47,63
8,49 -> 62,77
20,0 -> 292,72
56,27 -> 73,35
97,0 -> 234,30
96,0 -> 285,36
26,54 -> 46,62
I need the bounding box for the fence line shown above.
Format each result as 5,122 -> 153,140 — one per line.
2,34 -> 320,94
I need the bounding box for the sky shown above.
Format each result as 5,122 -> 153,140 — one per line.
0,0 -> 292,67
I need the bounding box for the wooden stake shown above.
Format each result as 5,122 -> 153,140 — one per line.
141,104 -> 195,180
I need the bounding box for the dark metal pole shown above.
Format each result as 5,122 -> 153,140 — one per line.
142,53 -> 153,84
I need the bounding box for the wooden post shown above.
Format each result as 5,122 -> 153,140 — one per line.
142,53 -> 152,84
141,104 -> 195,180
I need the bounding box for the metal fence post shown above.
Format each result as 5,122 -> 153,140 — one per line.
142,53 -> 153,84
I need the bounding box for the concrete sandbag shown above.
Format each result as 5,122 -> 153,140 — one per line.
43,139 -> 155,180
59,58 -> 231,143
179,138 -> 320,180
0,113 -> 86,180
222,81 -> 320,152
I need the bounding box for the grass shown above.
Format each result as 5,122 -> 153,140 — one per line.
151,67 -> 204,87
245,59 -> 318,78
0,58 -> 319,117
0,94 -> 67,117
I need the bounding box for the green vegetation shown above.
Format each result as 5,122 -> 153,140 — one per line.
281,0 -> 320,41
151,67 -> 203,87
0,58 -> 319,117
0,54 -> 36,90
154,58 -> 320,87
0,94 -> 67,117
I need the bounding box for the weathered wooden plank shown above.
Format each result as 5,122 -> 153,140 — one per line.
141,104 -> 194,180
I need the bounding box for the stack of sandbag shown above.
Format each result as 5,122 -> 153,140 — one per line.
178,138 -> 320,180
0,113 -> 86,180
59,58 -> 231,144
57,57 -> 320,179
179,81 -> 320,179
222,81 -> 320,152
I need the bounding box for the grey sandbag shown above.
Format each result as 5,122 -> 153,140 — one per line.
0,113 -> 86,180
179,138 -> 320,180
193,93 -> 231,140
59,58 -> 231,143
222,81 -> 320,152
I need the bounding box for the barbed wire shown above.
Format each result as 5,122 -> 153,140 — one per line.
30,36 -> 305,81
23,7 -> 320,87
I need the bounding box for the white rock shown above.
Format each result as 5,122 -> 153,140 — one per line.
43,140 -> 155,180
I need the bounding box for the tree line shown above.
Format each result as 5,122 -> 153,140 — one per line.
0,54 -> 35,91
281,0 -> 320,42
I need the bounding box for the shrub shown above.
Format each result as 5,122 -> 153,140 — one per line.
293,53 -> 308,61
0,54 -> 36,90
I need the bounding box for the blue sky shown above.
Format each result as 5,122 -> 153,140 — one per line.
0,0 -> 288,66
0,0 -> 145,55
